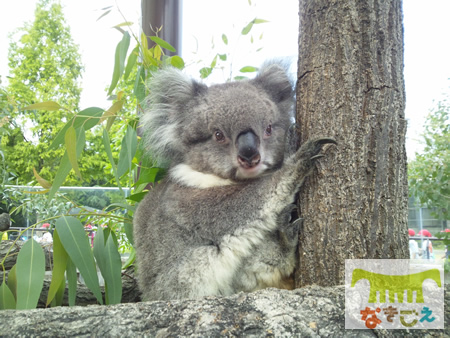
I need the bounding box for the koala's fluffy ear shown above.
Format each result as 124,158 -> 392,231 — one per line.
141,67 -> 207,164
251,62 -> 294,106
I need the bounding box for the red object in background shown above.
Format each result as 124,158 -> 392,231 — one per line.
443,229 -> 450,233
408,229 -> 416,236
418,229 -> 432,237
42,223 -> 50,228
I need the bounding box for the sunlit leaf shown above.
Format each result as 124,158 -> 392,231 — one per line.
46,229 -> 68,306
219,54 -> 227,61
170,55 -> 185,69
254,18 -> 269,24
0,282 -> 15,310
56,216 -> 103,304
48,128 -> 85,200
210,54 -> 218,68
23,101 -> 62,111
100,101 -> 123,125
222,34 -> 228,45
114,21 -> 134,28
33,167 -> 52,189
240,66 -> 259,73
50,107 -> 104,149
16,239 -> 45,309
149,36 -> 176,52
241,21 -> 254,35
200,67 -> 212,79
65,126 -> 82,180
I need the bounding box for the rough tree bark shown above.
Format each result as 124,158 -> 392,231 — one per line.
295,0 -> 409,287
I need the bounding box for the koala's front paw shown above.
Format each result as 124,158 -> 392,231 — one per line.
275,204 -> 301,248
299,137 -> 337,161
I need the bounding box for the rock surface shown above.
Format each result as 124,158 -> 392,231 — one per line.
1,285 -> 448,337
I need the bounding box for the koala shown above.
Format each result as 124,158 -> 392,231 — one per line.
133,62 -> 335,301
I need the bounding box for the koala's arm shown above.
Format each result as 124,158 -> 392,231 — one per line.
134,138 -> 335,300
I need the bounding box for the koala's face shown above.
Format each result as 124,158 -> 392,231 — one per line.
180,82 -> 292,181
142,63 -> 294,183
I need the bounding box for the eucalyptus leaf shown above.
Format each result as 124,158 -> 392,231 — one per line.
66,257 -> 77,306
65,126 -> 82,180
46,229 -> 68,306
117,125 -> 138,178
15,239 -> 45,309
149,36 -> 176,52
23,101 -> 62,111
108,31 -> 131,95
0,282 -> 15,310
56,216 -> 103,304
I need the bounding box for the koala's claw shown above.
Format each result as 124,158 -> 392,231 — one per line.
310,154 -> 325,161
315,137 -> 337,146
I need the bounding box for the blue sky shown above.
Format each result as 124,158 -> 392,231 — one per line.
1,0 -> 449,160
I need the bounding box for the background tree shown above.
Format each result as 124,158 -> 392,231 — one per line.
408,97 -> 449,221
1,0 -> 111,186
295,0 -> 409,287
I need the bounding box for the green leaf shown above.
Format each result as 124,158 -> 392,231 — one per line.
48,128 -> 85,200
108,31 -> 131,95
240,66 -> 259,73
218,54 -> 227,61
56,216 -> 103,304
133,65 -> 146,103
126,191 -> 148,202
7,264 -> 17,300
52,277 -> 66,307
23,101 -> 62,111
104,234 -> 122,304
46,229 -> 68,306
65,126 -> 82,180
170,55 -> 185,69
15,239 -> 45,309
123,222 -> 134,246
117,125 -> 138,178
102,128 -> 122,191
122,247 -> 135,269
222,34 -> 228,45
0,282 -> 15,310
241,21 -> 254,35
124,46 -> 139,80
210,55 -> 218,68
50,107 -> 104,149
241,18 -> 269,35
200,67 -> 212,79
66,257 -> 77,306
149,36 -> 176,52
254,18 -> 269,24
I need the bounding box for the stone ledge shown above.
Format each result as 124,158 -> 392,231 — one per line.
1,285 -> 448,337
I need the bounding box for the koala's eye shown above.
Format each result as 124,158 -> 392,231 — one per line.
214,130 -> 226,143
264,124 -> 272,137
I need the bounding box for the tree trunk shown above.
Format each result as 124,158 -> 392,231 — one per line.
295,0 -> 409,287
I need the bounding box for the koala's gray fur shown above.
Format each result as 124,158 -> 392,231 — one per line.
134,62 -> 335,300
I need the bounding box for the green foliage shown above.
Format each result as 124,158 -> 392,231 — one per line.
0,2 -> 269,309
408,97 -> 450,220
1,0 -> 111,186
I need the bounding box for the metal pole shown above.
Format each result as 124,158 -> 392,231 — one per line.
141,0 -> 182,57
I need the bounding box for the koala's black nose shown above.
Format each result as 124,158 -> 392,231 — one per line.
236,130 -> 261,168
